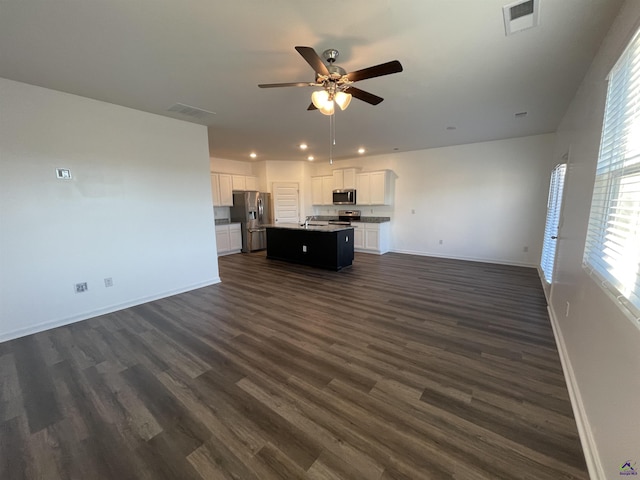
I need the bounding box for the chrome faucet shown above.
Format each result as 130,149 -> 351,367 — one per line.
304,215 -> 314,227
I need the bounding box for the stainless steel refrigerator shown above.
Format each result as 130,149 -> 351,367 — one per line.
230,191 -> 272,252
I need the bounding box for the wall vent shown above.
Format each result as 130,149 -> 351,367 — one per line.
167,103 -> 216,120
503,0 -> 539,36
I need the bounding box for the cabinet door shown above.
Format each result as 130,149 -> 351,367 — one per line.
343,168 -> 357,189
215,226 -> 230,254
245,176 -> 257,190
353,224 -> 364,249
369,171 -> 387,205
333,170 -> 344,190
211,174 -> 221,206
364,226 -> 380,251
219,174 -> 233,206
322,176 -> 333,205
356,173 -> 370,205
311,177 -> 324,205
229,225 -> 242,251
232,175 -> 246,191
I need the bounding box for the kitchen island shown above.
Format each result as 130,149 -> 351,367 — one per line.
265,224 -> 354,270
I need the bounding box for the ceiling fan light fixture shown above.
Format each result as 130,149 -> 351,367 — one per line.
335,91 -> 352,110
311,90 -> 334,115
311,90 -> 329,109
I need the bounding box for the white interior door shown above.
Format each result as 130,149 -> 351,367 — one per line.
272,182 -> 299,224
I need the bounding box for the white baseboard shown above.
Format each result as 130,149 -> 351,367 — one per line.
0,277 -> 221,343
546,304 -> 604,480
390,248 -> 537,268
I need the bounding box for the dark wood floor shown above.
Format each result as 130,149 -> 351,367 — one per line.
0,252 -> 588,479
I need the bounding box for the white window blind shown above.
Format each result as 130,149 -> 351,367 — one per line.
584,28 -> 640,321
541,163 -> 566,283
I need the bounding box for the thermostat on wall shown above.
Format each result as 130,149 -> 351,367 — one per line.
56,168 -> 72,179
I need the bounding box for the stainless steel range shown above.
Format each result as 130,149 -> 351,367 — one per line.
329,210 -> 361,225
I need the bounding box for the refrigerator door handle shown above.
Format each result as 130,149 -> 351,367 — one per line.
257,198 -> 264,222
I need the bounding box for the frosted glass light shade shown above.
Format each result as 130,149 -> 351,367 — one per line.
311,90 -> 329,109
335,91 -> 352,110
311,90 -> 335,116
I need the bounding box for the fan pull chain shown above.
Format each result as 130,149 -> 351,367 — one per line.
329,112 -> 335,165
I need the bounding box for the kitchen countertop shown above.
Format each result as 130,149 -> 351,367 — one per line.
265,223 -> 354,232
312,215 -> 390,223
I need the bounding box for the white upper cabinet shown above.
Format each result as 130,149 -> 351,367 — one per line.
232,175 -> 246,191
231,174 -> 258,191
245,176 -> 258,190
356,170 -> 392,205
211,174 -> 220,205
311,176 -> 334,205
213,172 -> 258,205
218,174 -> 233,206
333,168 -> 358,190
211,173 -> 233,206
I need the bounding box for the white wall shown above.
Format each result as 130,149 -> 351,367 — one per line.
0,78 -> 219,342
549,2 -> 640,478
209,156 -> 255,176
313,134 -> 555,266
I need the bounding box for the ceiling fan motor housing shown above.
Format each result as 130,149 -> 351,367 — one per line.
322,48 -> 340,63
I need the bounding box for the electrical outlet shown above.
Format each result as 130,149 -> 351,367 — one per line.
75,282 -> 88,293
56,168 -> 72,179
523,246 -> 529,253
302,245 -> 307,253
439,239 -> 443,245
104,277 -> 113,288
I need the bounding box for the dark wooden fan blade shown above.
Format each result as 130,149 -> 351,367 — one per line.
346,60 -> 403,82
346,86 -> 384,105
295,46 -> 330,76
307,103 -> 317,111
258,82 -> 316,88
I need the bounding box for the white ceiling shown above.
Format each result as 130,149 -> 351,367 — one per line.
0,0 -> 624,162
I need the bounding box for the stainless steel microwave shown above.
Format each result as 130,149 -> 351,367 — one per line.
333,189 -> 356,205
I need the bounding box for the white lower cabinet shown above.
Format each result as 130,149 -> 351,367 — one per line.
216,223 -> 242,256
229,223 -> 242,251
352,222 -> 390,254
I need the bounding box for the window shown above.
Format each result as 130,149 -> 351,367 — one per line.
541,163 -> 566,283
584,28 -> 640,321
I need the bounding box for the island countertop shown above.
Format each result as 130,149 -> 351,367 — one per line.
265,224 -> 354,270
264,223 -> 354,232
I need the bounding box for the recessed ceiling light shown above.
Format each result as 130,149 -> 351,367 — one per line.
249,152 -> 257,158
307,156 -> 314,161
299,144 -> 308,150
358,148 -> 365,154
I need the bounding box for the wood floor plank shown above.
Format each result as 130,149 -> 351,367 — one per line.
0,251 -> 589,479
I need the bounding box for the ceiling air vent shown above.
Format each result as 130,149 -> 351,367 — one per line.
503,0 -> 539,36
167,103 -> 216,120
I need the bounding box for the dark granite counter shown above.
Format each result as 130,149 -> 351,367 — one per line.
312,216 -> 390,223
265,223 -> 353,232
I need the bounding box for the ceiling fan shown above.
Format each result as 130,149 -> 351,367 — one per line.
258,46 -> 403,115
